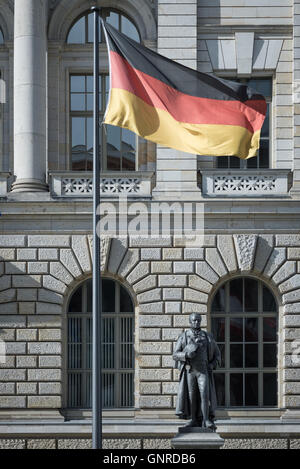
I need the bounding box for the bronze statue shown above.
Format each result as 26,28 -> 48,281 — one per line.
173,313 -> 221,429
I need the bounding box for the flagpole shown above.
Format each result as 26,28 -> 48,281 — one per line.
91,6 -> 102,450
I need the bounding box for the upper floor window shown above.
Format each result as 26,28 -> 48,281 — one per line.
67,9 -> 140,44
67,10 -> 140,171
70,73 -> 136,171
67,278 -> 135,409
217,78 -> 272,170
211,277 -> 278,408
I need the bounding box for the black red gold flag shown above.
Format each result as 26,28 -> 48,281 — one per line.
102,22 -> 266,159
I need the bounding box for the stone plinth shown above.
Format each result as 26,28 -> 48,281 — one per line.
171,427 -> 224,450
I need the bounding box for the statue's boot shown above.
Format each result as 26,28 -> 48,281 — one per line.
185,420 -> 200,427
203,419 -> 214,429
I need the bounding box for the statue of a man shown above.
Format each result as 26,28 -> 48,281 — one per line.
173,313 -> 221,429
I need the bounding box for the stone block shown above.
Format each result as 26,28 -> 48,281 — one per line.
279,274 -> 300,293
222,439 -> 287,449
39,382 -> 61,395
137,288 -> 162,303
27,439 -> 56,449
206,248 -> 227,277
162,355 -> 175,368
50,262 -> 73,284
276,235 -> 300,246
38,289 -> 63,304
184,248 -> 204,260
158,275 -> 187,287
140,395 -> 172,408
173,315 -> 193,327
284,396 -> 300,407
28,342 -> 61,355
17,249 -> 37,261
188,275 -> 211,293
130,236 -> 171,247
253,235 -> 274,273
140,382 -> 161,394
173,262 -> 194,274
139,315 -> 171,327
196,262 -> 218,284
28,235 -> 70,247
0,397 -> 26,408
284,303 -> 300,313
28,369 -> 61,381
139,329 -> 161,341
162,248 -> 182,260
143,439 -> 172,449
139,302 -> 164,313
284,315 -> 300,327
16,329 -> 37,341
163,288 -> 182,300
17,289 -> 37,301
0,236 -> 25,247
36,302 -> 62,314
28,396 -> 61,408
233,234 -> 257,271
118,249 -> 139,278
126,262 -> 150,285
17,382 -> 37,395
38,329 -> 61,341
162,382 -> 178,394
16,356 -> 37,368
217,235 -> 237,273
0,356 -> 15,368
141,248 -> 161,260
38,356 -> 61,368
284,382 -> 300,394
264,247 -> 286,277
182,302 -> 206,314
165,302 -> 181,313
139,368 -> 172,382
5,342 -> 26,354
184,288 -> 208,303
27,315 -> 61,328
0,369 -> 26,381
140,342 -> 172,354
60,249 -> 82,278
43,275 -> 67,294
0,276 -> 11,291
38,248 -> 58,260
71,236 -> 91,273
273,261 -> 296,284
19,302 -> 35,314
5,262 -> 26,274
139,353 -> 161,367
0,383 -> 15,394
107,238 -> 128,274
162,328 -> 182,341
0,302 -> 18,314
151,261 -> 172,274
289,248 -> 300,259
12,275 -> 41,288
28,262 -> 48,274
0,316 -> 26,328
133,275 -> 156,294
0,249 -> 15,260
0,289 -> 16,303
57,439 -> 92,450
103,439 -> 142,449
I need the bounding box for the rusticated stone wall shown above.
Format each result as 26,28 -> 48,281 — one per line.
0,233 -> 300,411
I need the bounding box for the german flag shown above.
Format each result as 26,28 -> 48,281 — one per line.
102,22 -> 266,159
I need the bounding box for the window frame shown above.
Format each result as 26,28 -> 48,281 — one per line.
66,278 -> 135,410
68,72 -> 138,171
210,276 -> 278,410
216,77 -> 273,170
66,8 -> 141,45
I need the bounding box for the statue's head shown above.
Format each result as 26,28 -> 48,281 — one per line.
189,313 -> 202,330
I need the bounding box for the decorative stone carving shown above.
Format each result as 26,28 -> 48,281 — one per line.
88,235 -> 111,272
233,234 -> 258,271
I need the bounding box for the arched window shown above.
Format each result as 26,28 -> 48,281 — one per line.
67,278 -> 135,408
211,277 -> 278,408
67,10 -> 139,171
67,9 -> 140,44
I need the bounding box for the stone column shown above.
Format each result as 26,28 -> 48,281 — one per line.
11,0 -> 48,192
153,0 -> 200,200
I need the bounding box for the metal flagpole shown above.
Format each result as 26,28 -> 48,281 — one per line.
91,6 -> 102,450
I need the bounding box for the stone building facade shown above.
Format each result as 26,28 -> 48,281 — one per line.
0,0 -> 300,450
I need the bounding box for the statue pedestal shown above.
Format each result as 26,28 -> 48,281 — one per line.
171,427 -> 224,450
